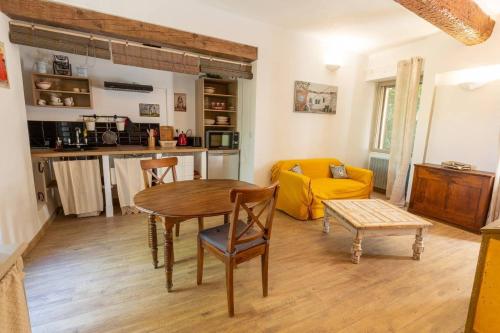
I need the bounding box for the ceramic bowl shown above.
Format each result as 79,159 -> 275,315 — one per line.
36,81 -> 52,90
204,119 -> 216,125
159,140 -> 177,148
204,87 -> 216,94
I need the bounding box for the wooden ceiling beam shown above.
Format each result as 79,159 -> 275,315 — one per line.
394,0 -> 495,45
0,0 -> 258,62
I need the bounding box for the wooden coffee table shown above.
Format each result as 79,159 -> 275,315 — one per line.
322,199 -> 433,264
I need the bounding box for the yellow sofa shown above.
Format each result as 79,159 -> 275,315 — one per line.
271,158 -> 373,220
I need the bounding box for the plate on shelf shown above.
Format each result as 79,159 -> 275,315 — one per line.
50,102 -> 64,106
204,87 -> 216,94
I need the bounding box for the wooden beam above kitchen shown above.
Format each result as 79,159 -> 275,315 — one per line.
394,0 -> 495,45
0,0 -> 258,62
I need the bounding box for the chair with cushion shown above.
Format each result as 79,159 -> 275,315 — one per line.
271,158 -> 373,220
140,157 -> 204,268
196,182 -> 280,317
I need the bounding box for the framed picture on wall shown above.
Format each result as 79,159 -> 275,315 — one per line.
293,80 -> 337,114
139,103 -> 160,117
52,55 -> 72,76
174,93 -> 187,112
0,42 -> 10,89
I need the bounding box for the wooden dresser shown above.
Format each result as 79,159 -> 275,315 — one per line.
408,163 -> 495,232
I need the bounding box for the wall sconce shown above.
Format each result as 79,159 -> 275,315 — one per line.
326,64 -> 341,72
458,81 -> 488,91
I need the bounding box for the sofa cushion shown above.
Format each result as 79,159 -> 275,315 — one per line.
289,164 -> 303,174
311,178 -> 366,198
330,164 -> 349,179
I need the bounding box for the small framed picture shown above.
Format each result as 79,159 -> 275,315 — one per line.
53,55 -> 72,76
0,42 -> 9,88
139,103 -> 160,117
174,93 -> 187,112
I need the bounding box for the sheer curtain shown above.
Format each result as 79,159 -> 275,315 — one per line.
487,136 -> 500,223
386,57 -> 424,207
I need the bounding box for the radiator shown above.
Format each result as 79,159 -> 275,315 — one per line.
369,156 -> 389,191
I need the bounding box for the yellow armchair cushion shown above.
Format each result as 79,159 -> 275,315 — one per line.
271,158 -> 373,220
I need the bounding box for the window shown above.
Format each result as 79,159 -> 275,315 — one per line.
371,80 -> 423,152
372,81 -> 396,152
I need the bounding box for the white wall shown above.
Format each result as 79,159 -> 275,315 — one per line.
347,16 -> 500,189
172,73 -> 197,134
426,83 -> 500,171
0,13 -> 42,244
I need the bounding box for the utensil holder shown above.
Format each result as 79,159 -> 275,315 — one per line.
148,136 -> 156,148
85,120 -> 96,131
116,119 -> 125,131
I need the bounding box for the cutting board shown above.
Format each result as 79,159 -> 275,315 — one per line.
160,126 -> 174,141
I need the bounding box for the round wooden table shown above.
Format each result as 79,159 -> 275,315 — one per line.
134,179 -> 256,291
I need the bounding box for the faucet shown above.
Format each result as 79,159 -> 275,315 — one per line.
75,127 -> 81,147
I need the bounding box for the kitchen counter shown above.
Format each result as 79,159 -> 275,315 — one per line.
31,145 -> 208,218
31,145 -> 207,158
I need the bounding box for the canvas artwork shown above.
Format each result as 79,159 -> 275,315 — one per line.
293,81 -> 337,114
0,42 -> 9,89
174,93 -> 187,112
139,103 -> 160,117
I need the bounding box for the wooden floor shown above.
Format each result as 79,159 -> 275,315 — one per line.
24,208 -> 480,332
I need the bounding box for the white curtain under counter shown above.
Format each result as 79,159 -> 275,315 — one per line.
53,159 -> 104,217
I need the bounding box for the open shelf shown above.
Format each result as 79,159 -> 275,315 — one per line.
33,105 -> 93,109
204,93 -> 236,97
204,109 -> 237,113
196,78 -> 238,147
32,73 -> 90,80
32,73 -> 93,108
204,124 -> 236,128
34,89 -> 91,95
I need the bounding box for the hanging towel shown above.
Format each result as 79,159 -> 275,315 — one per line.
53,160 -> 103,217
114,157 -> 151,215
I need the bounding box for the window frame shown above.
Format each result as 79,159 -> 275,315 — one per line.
370,80 -> 396,154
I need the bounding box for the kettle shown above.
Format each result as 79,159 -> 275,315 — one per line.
177,131 -> 188,146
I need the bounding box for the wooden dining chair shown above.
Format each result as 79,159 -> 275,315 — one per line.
196,182 -> 280,317
140,157 -> 204,268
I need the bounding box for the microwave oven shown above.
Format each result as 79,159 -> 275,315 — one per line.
206,131 -> 239,149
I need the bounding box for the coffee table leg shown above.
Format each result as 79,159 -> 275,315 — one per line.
323,214 -> 330,234
413,228 -> 424,260
164,220 -> 174,292
351,231 -> 363,264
